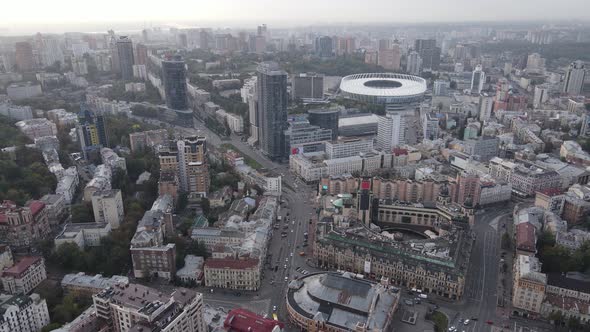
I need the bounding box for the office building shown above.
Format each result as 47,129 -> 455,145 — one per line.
315,36 -> 333,58
0,293 -> 50,332
377,110 -> 414,151
533,85 -> 549,108
93,283 -> 206,332
563,60 -> 586,95
77,105 -> 108,159
162,54 -> 191,125
1,256 -> 47,295
470,65 -> 485,94
325,138 -> 373,159
283,119 -> 333,156
135,43 -> 148,65
479,93 -> 493,121
0,201 -> 49,249
422,112 -> 439,141
308,108 -> 339,140
338,113 -> 379,137
286,272 -> 399,332
464,137 -> 499,162
433,80 -> 449,96
91,189 -> 124,229
406,51 -> 422,75
257,62 -> 288,161
414,39 -> 440,70
292,73 -> 324,100
116,36 -> 134,80
14,42 -> 34,72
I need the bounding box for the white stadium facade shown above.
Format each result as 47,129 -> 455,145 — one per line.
339,73 -> 427,110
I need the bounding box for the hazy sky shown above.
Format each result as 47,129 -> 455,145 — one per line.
1,0 -> 590,28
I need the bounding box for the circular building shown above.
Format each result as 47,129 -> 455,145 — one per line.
286,272 -> 399,331
339,73 -> 427,110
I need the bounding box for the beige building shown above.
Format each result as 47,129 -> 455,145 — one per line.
203,258 -> 260,291
513,254 -> 547,314
93,283 -> 206,332
1,256 -> 47,295
0,293 -> 50,332
91,189 -> 124,229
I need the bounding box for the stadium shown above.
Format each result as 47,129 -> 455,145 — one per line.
339,73 -> 427,110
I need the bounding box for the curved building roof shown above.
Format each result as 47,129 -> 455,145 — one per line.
339,73 -> 427,106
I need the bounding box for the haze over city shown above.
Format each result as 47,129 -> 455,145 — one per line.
1,1 -> 590,332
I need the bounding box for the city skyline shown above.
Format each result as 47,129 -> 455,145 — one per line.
1,0 -> 590,35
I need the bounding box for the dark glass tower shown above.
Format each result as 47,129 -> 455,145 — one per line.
257,62 -> 288,161
308,108 -> 339,140
116,36 -> 135,81
162,55 -> 188,110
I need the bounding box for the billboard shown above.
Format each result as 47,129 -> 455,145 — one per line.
364,260 -> 371,273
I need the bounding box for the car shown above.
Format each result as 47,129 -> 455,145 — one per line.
284,277 -> 288,281
284,264 -> 287,269
273,305 -> 277,311
290,253 -> 293,257
404,299 -> 414,306
448,326 -> 456,331
463,319 -> 470,325
486,320 -> 493,325
285,258 -> 289,262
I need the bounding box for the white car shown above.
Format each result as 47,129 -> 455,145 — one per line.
284,276 -> 288,281
272,305 -> 277,312
463,319 -> 470,325
290,253 -> 293,257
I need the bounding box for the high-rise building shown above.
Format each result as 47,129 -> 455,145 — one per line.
378,43 -> 402,71
176,136 -> 209,195
35,34 -> 64,68
315,36 -> 334,58
406,51 -> 422,75
162,55 -> 191,125
433,80 -> 449,96
292,73 -> 324,100
422,112 -> 439,141
308,108 -> 339,140
470,65 -> 485,94
376,110 -> 414,151
563,60 -> 586,95
116,36 -> 134,80
533,85 -> 549,108
14,42 -> 35,72
135,43 -> 148,65
414,39 -> 440,70
479,93 -> 494,121
77,105 -> 108,159
378,39 -> 392,51
526,53 -> 546,74
256,62 -> 288,161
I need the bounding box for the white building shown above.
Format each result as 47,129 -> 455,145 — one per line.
6,82 -> 42,100
56,167 -> 79,204
479,93 -> 493,121
176,255 -> 205,285
0,293 -> 50,332
406,51 -> 421,75
325,138 -> 373,159
533,85 -> 549,108
377,110 -> 413,151
100,148 -> 127,172
563,60 -> 586,95
432,80 -> 449,96
266,176 -> 282,196
0,102 -> 33,121
54,222 -> 112,249
15,118 -> 57,140
512,254 -> 546,314
422,113 -> 439,141
91,189 -> 124,229
1,256 -> 47,295
470,64 -> 485,94
46,108 -> 78,127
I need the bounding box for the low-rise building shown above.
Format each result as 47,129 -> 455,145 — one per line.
61,272 -> 129,296
40,194 -> 67,226
130,244 -> 177,280
1,256 -> 47,295
54,222 -> 112,249
100,148 -> 126,172
224,308 -> 284,332
204,258 -> 260,291
177,255 -> 205,285
129,129 -> 169,153
56,167 -> 80,204
561,141 -> 590,167
516,222 -> 537,256
6,82 -> 42,100
513,254 -> 546,314
0,200 -> 50,248
0,245 -> 13,272
15,118 -> 57,140
0,293 -> 50,332
92,283 -> 206,332
286,272 -> 399,332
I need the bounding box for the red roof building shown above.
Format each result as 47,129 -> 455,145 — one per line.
516,222 -> 537,256
1,256 -> 47,294
223,308 -> 284,332
0,200 -> 50,248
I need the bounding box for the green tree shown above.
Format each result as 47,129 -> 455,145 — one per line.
70,204 -> 95,223
501,232 -> 512,250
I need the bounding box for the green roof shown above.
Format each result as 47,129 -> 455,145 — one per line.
193,214 -> 209,228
